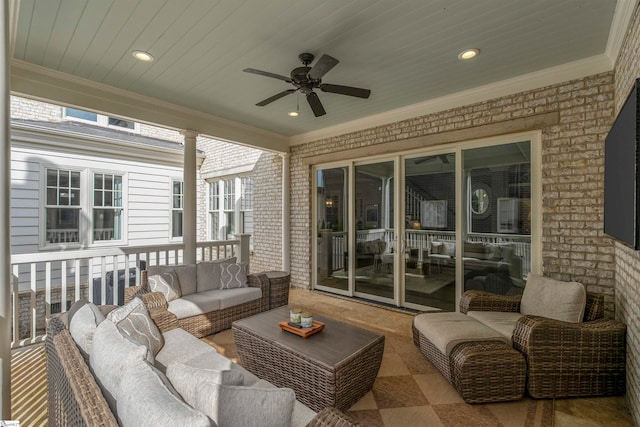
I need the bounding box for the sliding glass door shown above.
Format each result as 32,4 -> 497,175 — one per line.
312,133 -> 538,311
353,161 -> 395,303
403,153 -> 457,311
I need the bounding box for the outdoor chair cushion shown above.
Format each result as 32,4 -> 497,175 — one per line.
117,358 -> 212,427
219,263 -> 248,289
107,297 -> 164,359
520,273 -> 586,323
466,311 -> 524,343
89,319 -> 148,414
167,363 -> 244,408
174,264 -> 198,296
155,328 -> 219,372
68,299 -> 105,359
168,292 -> 222,319
413,312 -> 509,356
196,257 -> 237,292
148,270 -> 182,302
195,381 -> 295,427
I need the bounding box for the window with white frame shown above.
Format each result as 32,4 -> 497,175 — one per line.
46,169 -> 82,244
64,107 -> 140,133
171,180 -> 184,239
208,176 -> 254,241
209,181 -> 220,239
223,179 -> 236,239
93,173 -> 123,241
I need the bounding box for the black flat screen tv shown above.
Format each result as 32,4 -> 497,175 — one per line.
604,78 -> 640,249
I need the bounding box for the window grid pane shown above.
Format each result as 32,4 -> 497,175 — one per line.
172,180 -> 184,238
209,181 -> 219,210
241,176 -> 253,211
224,179 -> 235,210
93,173 -> 123,241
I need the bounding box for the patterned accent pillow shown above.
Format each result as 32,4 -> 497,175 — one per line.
219,263 -> 248,289
148,270 -> 181,302
107,297 -> 164,358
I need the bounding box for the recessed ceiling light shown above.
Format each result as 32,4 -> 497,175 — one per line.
132,50 -> 154,62
458,48 -> 479,60
288,111 -> 299,117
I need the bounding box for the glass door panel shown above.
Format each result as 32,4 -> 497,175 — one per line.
403,154 -> 456,311
462,141 -> 531,296
315,167 -> 348,292
354,161 -> 395,302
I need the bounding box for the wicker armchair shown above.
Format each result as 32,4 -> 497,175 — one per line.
459,290 -> 627,399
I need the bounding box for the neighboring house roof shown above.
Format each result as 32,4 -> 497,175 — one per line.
11,118 -> 204,155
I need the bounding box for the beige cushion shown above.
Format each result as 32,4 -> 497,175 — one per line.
155,328 -> 219,372
116,359 -> 212,427
196,257 -> 237,292
521,273 -> 586,323
466,311 -> 524,344
250,380 -> 318,427
168,291 -> 222,319
442,241 -> 456,257
148,270 -> 181,302
216,288 -> 261,310
166,363 -> 244,407
174,264 -> 197,296
219,263 -> 247,289
413,312 -> 509,356
195,382 -> 295,427
68,300 -> 105,360
90,319 -> 148,414
107,297 -> 164,358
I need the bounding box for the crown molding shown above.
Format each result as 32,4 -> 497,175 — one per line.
605,0 -> 638,62
289,54 -> 613,146
10,60 -> 290,153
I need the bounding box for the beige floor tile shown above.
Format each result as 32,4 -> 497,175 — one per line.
554,396 -> 635,427
413,373 -> 464,405
377,352 -> 411,377
379,405 -> 444,427
349,391 -> 378,411
485,399 -> 534,426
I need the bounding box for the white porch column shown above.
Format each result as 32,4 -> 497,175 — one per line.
281,153 -> 290,273
182,130 -> 198,265
1,0 -> 11,417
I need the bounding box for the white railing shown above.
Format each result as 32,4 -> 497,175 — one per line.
9,235 -> 250,348
325,228 -> 531,276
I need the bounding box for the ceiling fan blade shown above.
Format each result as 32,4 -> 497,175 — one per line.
320,83 -> 371,99
243,68 -> 292,83
308,54 -> 339,80
306,92 -> 326,117
256,89 -> 296,106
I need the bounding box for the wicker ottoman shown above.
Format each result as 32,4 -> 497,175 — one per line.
412,312 -> 525,403
450,341 -> 526,403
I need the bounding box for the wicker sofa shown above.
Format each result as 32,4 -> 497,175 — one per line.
124,258 -> 275,338
46,298 -> 359,427
459,282 -> 627,399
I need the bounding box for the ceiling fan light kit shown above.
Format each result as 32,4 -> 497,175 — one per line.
243,52 -> 371,117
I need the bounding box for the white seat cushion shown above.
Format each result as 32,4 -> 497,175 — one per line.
168,291 -> 222,319
155,328 -> 217,372
466,311 -> 524,344
215,287 -> 261,310
413,312 -> 509,356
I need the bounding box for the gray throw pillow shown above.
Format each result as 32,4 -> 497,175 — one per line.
174,264 -> 197,296
219,263 -> 247,289
196,257 -> 237,292
107,297 -> 164,358
166,363 -> 244,408
521,273 -> 587,323
117,359 -> 212,427
148,270 -> 181,302
195,382 -> 295,427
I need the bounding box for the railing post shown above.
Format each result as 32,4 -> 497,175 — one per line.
236,234 -> 251,270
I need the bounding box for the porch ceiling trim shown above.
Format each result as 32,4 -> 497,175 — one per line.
10,60 -> 290,154
303,111 -> 560,165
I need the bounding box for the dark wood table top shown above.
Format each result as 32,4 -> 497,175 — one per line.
232,305 -> 384,370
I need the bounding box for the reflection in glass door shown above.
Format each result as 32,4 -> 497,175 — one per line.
403,154 -> 456,311
353,161 -> 395,303
315,167 -> 348,292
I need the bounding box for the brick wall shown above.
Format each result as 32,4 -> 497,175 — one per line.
289,72 -> 616,312
10,96 -> 61,121
612,1 -> 640,424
